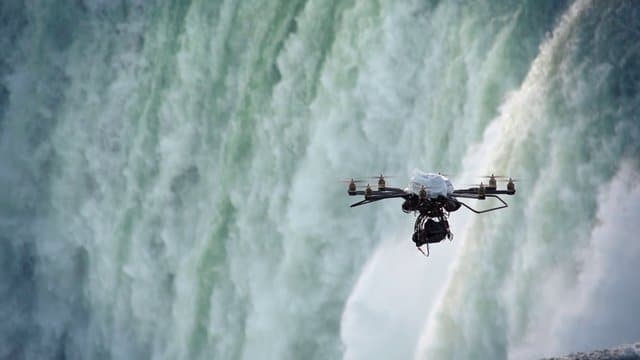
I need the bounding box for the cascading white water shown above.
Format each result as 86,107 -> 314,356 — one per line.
0,1 -> 638,359
414,1 -> 640,358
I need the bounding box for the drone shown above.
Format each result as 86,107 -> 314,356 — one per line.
344,170 -> 517,256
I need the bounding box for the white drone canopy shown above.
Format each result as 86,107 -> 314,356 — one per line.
408,169 -> 454,198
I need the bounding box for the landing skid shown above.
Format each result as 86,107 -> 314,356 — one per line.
417,244 -> 429,257
452,194 -> 508,213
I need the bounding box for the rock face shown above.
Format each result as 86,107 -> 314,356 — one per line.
543,343 -> 640,360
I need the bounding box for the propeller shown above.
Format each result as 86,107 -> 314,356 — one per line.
462,183 -> 486,187
479,174 -> 509,179
342,178 -> 369,193
343,178 -> 399,192
354,183 -> 400,191
418,185 -> 429,199
363,174 -> 398,190
338,178 -> 367,183
365,174 -> 397,179
354,183 -> 389,188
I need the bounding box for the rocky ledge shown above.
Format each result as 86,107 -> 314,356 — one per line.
544,342 -> 640,360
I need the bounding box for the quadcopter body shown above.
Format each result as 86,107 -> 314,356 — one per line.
345,170 -> 516,256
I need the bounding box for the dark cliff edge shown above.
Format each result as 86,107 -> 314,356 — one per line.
543,342 -> 640,360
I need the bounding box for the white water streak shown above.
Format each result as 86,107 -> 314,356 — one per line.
510,161 -> 640,358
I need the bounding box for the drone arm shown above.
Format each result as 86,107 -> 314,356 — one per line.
348,187 -> 406,196
453,189 -> 515,196
486,190 -> 516,195
349,193 -> 411,207
450,193 -> 481,199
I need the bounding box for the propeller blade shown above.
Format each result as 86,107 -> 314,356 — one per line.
479,175 -> 509,179
355,183 -> 397,188
496,178 -> 523,182
338,179 -> 367,183
366,175 -> 398,179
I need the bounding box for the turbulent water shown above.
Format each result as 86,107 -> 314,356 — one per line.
1,0 -> 639,359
